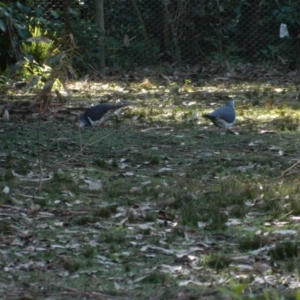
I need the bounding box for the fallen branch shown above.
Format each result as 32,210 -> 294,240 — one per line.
267,160 -> 300,181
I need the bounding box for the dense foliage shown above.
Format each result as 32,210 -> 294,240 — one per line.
0,0 -> 299,74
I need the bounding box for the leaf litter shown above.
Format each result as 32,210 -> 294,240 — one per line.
1,71 -> 300,299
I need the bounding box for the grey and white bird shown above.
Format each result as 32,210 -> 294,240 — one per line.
203,100 -> 235,131
79,103 -> 128,128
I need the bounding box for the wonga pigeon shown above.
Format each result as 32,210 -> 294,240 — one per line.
79,103 -> 128,127
203,100 -> 235,131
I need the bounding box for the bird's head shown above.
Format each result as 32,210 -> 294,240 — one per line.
226,100 -> 234,108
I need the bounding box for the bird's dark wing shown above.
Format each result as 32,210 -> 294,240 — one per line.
79,103 -> 128,127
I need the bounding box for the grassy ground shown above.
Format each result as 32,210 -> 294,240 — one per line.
1,76 -> 300,299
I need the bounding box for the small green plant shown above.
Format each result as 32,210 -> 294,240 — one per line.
149,156 -> 159,165
111,159 -> 118,168
141,272 -> 170,284
270,241 -> 299,261
261,45 -> 281,60
95,159 -> 107,167
62,260 -> 81,272
103,230 -> 127,244
0,220 -> 14,235
93,207 -> 111,218
144,212 -> 156,222
81,246 -> 96,258
218,281 -> 247,300
206,254 -> 231,270
219,281 -> 300,299
128,212 -> 136,223
34,197 -> 47,207
22,23 -> 55,64
238,235 -> 266,251
73,216 -> 95,226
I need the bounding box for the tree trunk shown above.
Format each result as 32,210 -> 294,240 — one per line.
95,0 -> 105,74
161,0 -> 181,62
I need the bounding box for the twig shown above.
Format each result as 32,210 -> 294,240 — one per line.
88,63 -> 104,78
16,193 -> 45,199
280,160 -> 300,177
78,115 -> 83,150
0,204 -> 25,211
37,106 -> 43,194
142,126 -> 172,131
267,160 -> 300,181
49,129 -> 115,170
278,210 -> 293,220
51,284 -> 112,299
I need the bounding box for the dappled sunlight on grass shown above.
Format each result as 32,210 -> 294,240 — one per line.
2,74 -> 300,299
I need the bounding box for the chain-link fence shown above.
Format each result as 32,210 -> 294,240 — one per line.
22,0 -> 300,72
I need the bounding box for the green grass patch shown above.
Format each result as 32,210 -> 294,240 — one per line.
2,76 -> 300,299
